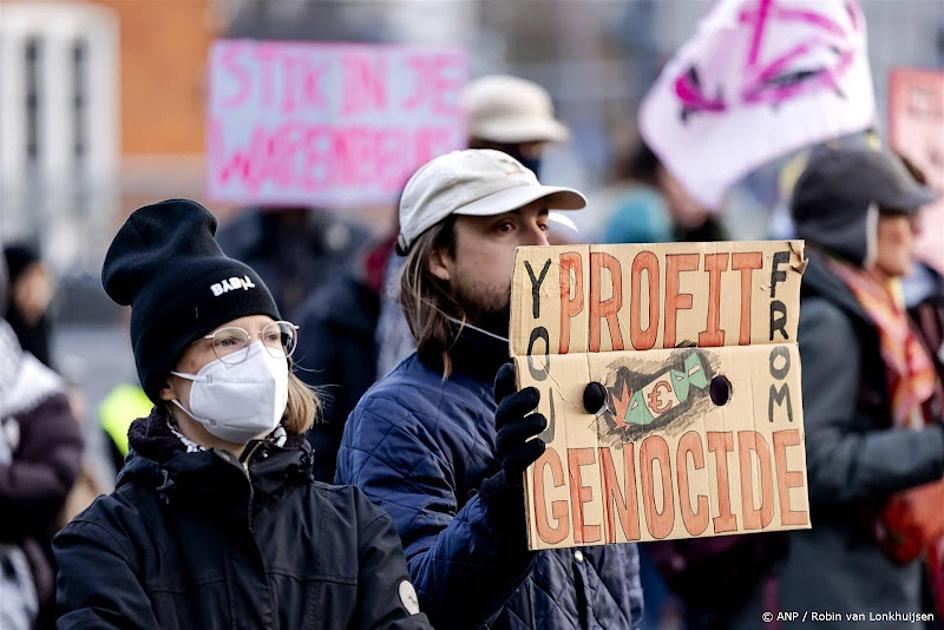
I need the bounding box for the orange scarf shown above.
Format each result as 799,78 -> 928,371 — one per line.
831,259 -> 944,617
829,259 -> 936,428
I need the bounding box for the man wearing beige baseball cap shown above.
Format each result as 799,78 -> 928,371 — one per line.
337,149 -> 644,629
395,148 -> 583,252
376,74 -> 572,377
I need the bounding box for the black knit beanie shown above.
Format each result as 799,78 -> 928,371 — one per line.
102,199 -> 280,403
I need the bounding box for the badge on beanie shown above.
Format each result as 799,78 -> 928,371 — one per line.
210,275 -> 256,297
398,580 -> 420,615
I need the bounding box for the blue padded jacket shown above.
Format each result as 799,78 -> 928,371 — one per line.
336,331 -> 643,629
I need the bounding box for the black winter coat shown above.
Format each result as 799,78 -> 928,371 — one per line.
53,410 -> 431,629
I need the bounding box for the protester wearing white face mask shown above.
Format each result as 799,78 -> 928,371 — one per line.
53,199 -> 430,629
165,323 -> 294,449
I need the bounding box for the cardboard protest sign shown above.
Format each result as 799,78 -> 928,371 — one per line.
889,68 -> 944,276
206,41 -> 467,207
640,0 -> 875,209
510,241 -> 810,550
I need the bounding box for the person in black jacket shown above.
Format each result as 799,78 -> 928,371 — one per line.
293,236 -> 395,482
53,199 -> 430,629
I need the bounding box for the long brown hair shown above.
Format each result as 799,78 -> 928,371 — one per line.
397,216 -> 461,376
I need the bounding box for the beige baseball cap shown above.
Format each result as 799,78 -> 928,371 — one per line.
397,149 -> 586,252
463,75 -> 570,144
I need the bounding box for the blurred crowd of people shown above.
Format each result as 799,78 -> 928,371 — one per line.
1,72 -> 942,630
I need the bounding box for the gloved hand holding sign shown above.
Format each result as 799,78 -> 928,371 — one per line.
492,363 -> 547,486
477,362 -> 547,548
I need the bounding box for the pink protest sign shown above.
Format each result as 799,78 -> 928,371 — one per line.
889,68 -> 944,275
640,0 -> 876,209
206,41 -> 467,207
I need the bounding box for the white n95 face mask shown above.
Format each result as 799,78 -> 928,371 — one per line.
170,341 -> 289,444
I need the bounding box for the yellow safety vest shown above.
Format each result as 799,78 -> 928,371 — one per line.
99,384 -> 153,456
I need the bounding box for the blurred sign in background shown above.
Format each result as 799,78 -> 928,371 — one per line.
207,41 -> 467,207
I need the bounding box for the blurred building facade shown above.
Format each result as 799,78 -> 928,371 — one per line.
0,2 -> 118,270
102,0 -> 217,218
0,0 -> 219,271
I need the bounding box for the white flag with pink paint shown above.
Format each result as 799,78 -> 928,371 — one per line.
640,0 -> 876,209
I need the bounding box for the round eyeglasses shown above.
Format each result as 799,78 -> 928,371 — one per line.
202,320 -> 299,365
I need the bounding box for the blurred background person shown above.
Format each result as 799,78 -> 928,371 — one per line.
0,254 -> 84,630
216,206 -> 368,316
54,367 -> 104,536
462,74 -> 570,177
780,145 -> 944,626
899,152 -> 944,616
599,141 -> 675,245
900,156 -> 944,367
642,144 -> 944,630
292,227 -> 397,482
603,141 -> 726,244
4,243 -> 55,369
97,379 -> 152,477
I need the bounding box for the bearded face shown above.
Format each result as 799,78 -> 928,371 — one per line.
450,266 -> 513,337
428,202 -> 552,337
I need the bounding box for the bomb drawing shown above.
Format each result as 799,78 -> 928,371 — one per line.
608,351 -> 711,429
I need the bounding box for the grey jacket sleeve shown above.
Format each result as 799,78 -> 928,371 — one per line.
799,299 -> 944,506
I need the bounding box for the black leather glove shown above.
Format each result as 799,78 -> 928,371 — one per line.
492,363 -> 547,486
